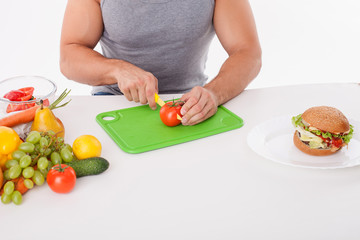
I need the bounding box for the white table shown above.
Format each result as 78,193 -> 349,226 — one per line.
1,83 -> 360,240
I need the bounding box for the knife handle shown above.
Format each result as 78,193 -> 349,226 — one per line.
154,93 -> 165,107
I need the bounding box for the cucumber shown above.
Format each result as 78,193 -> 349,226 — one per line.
66,157 -> 109,178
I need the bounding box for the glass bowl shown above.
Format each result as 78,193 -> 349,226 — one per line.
0,76 -> 57,118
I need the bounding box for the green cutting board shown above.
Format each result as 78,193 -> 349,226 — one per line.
96,105 -> 244,154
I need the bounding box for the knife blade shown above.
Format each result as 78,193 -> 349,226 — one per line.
154,93 -> 182,121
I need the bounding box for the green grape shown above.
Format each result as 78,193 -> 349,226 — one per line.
30,153 -> 38,159
12,150 -> 26,160
44,135 -> 51,141
18,142 -> 35,153
62,144 -> 73,153
40,137 -> 48,148
3,170 -> 11,181
4,181 -> 15,195
23,179 -> 34,189
11,191 -> 22,205
47,161 -> 54,170
39,168 -> 48,177
44,148 -> 52,156
5,159 -> 19,169
57,137 -> 65,145
19,155 -> 32,168
34,143 -> 41,153
1,194 -> 11,204
37,157 -> 49,170
26,131 -> 41,144
22,167 -> 35,178
9,165 -> 22,179
39,161 -> 54,176
61,148 -> 73,163
51,152 -> 62,165
47,130 -> 55,137
32,170 -> 45,186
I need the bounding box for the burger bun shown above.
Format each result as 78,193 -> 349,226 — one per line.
301,106 -> 350,134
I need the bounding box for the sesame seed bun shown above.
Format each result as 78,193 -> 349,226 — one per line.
301,106 -> 350,134
293,131 -> 341,156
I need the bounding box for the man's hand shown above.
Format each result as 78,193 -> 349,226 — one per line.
180,86 -> 219,125
116,61 -> 158,110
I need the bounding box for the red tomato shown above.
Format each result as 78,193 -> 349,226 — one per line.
159,101 -> 183,127
3,87 -> 34,101
3,90 -> 26,101
6,101 -> 36,113
18,87 -> 35,97
47,164 -> 76,194
4,87 -> 35,113
332,138 -> 343,148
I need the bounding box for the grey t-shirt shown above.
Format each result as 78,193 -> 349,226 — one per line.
93,0 -> 215,95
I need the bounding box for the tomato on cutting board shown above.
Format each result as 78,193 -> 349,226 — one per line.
159,101 -> 183,127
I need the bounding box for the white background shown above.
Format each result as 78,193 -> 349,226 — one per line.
0,0 -> 359,95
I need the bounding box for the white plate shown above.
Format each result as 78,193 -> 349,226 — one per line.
247,115 -> 360,169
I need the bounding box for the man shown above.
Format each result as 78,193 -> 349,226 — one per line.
60,0 -> 261,125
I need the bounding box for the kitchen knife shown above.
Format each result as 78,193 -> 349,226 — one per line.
154,93 -> 182,121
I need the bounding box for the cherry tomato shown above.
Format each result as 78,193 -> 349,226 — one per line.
159,101 -> 183,127
47,164 -> 76,193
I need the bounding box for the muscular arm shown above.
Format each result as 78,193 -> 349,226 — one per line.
180,0 -> 262,125
60,0 -> 113,85
206,0 -> 262,104
60,0 -> 157,108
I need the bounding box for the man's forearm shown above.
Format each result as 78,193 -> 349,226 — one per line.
60,44 -> 121,86
204,48 -> 262,105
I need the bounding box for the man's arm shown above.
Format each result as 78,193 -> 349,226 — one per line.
60,0 -> 157,108
180,0 -> 262,125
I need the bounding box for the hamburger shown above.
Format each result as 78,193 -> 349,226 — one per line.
292,106 -> 353,156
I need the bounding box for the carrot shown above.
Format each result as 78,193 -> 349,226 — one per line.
14,177 -> 29,195
0,105 -> 41,127
0,89 -> 71,128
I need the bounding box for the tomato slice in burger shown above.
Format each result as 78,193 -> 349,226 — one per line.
332,138 -> 343,148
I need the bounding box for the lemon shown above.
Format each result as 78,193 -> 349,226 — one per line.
73,135 -> 102,160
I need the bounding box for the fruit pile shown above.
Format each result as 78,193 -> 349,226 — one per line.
0,87 -> 109,205
0,129 -> 107,205
1,130 -> 73,204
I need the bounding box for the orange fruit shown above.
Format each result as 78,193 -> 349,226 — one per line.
0,126 -> 20,155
